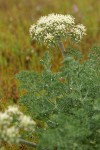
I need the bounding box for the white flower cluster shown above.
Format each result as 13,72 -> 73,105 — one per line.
70,24 -> 86,41
0,106 -> 36,144
29,13 -> 86,47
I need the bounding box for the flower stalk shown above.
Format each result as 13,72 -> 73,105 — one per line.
19,138 -> 37,148
58,41 -> 67,58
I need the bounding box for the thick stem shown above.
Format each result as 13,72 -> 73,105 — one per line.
58,41 -> 67,58
19,138 -> 37,148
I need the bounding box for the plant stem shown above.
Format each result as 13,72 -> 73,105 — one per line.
19,138 -> 37,148
58,41 -> 67,58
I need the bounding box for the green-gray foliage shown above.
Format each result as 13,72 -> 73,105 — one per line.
16,46 -> 100,150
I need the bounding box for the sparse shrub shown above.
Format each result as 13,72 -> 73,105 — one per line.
17,14 -> 100,149
17,45 -> 100,149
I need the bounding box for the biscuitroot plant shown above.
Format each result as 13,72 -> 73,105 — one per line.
16,14 -> 100,150
0,105 -> 36,149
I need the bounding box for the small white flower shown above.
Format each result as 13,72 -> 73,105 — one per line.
29,25 -> 36,37
44,33 -> 54,43
6,105 -> 21,115
0,113 -> 10,122
19,115 -> 36,128
76,24 -> 86,34
5,126 -> 19,143
56,24 -> 66,30
70,24 -> 86,41
35,27 -> 44,35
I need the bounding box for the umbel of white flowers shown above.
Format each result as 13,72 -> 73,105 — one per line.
29,13 -> 86,48
0,106 -> 36,144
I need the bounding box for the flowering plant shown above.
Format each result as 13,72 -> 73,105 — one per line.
29,13 -> 86,47
2,13 -> 99,150
16,14 -> 100,150
0,106 -> 36,147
